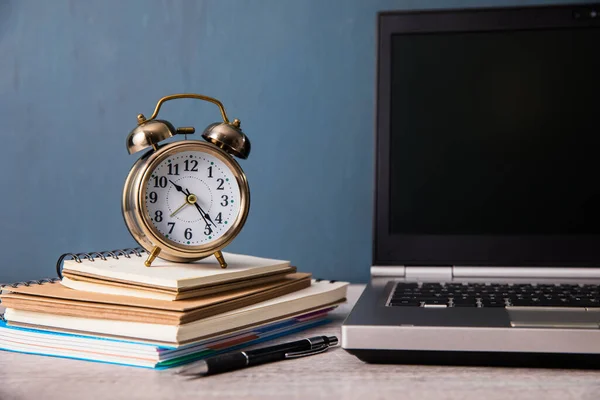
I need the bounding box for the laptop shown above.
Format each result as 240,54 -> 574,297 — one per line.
342,3 -> 600,367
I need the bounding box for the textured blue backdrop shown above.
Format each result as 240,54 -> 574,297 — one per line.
0,0 -> 584,283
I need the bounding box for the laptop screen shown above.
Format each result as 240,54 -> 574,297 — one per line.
389,27 -> 600,236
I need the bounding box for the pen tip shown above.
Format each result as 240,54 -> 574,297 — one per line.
176,360 -> 208,376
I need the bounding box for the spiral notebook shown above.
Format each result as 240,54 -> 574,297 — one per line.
56,248 -> 296,300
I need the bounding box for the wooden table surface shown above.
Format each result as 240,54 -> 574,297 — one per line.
2,284 -> 600,400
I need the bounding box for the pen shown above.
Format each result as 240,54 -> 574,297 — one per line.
178,335 -> 339,376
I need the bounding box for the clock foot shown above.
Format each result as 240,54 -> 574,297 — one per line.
214,251 -> 227,269
144,246 -> 161,267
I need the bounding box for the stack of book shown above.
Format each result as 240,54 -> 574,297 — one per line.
0,250 -> 347,369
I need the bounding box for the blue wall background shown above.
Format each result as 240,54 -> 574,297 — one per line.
0,0 -> 585,284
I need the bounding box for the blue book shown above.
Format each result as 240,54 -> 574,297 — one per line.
0,309 -> 333,369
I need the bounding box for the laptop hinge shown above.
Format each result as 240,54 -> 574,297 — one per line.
372,266 -> 600,280
453,266 -> 600,279
371,266 -> 405,277
405,266 -> 453,280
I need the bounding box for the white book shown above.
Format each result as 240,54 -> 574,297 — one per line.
4,280 -> 348,345
61,252 -> 292,291
60,276 -> 178,301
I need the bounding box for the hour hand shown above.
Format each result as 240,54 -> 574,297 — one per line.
169,179 -> 185,194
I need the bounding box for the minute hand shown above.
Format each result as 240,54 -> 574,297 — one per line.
184,189 -> 216,227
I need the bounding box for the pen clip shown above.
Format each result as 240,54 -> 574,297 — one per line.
284,344 -> 330,359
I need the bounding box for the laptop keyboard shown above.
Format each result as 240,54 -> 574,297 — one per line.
388,282 -> 600,308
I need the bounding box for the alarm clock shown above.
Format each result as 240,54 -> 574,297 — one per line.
122,94 -> 251,268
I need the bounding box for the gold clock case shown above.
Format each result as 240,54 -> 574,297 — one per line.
122,140 -> 250,263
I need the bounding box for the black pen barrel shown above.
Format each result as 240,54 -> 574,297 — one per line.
246,338 -> 311,357
198,336 -> 338,375
205,352 -> 248,375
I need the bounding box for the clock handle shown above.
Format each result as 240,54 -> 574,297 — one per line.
136,93 -> 231,125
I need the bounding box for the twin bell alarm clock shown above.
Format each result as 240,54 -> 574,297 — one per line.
122,94 -> 251,268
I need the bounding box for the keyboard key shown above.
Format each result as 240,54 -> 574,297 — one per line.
451,297 -> 478,307
389,299 -> 420,307
395,282 -> 419,288
480,299 -> 506,307
420,298 -> 449,306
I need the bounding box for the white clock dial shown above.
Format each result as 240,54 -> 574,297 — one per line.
144,150 -> 241,246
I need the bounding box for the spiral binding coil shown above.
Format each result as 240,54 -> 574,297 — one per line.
0,278 -> 62,321
1,248 -> 146,322
55,247 -> 146,279
0,277 -> 61,289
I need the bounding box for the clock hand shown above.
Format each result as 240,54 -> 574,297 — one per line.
169,179 -> 207,220
169,193 -> 197,217
184,189 -> 217,228
168,179 -> 215,228
203,211 -> 217,227
169,179 -> 186,195
170,201 -> 189,217
197,208 -> 214,235
196,204 -> 217,228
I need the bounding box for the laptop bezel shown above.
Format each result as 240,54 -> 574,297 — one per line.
374,4 -> 600,267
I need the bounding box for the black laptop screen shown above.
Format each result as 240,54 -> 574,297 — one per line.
389,27 -> 600,235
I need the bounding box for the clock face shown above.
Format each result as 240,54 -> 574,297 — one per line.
143,150 -> 242,247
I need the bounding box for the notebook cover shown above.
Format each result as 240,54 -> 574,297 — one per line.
61,252 -> 293,290
0,273 -> 311,325
61,268 -> 294,300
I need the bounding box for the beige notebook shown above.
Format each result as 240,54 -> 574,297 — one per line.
4,279 -> 348,345
60,270 -> 293,301
0,273 -> 311,325
60,252 -> 294,297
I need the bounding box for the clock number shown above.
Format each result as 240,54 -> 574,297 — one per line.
216,178 -> 224,190
168,163 -> 179,176
153,176 -> 167,188
184,228 -> 193,240
184,159 -> 198,172
204,225 -> 213,236
215,212 -> 222,224
149,191 -> 158,203
207,166 -> 213,178
154,210 -> 163,222
167,222 -> 175,234
220,195 -> 229,207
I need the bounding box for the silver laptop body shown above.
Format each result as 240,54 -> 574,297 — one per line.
342,3 -> 600,367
